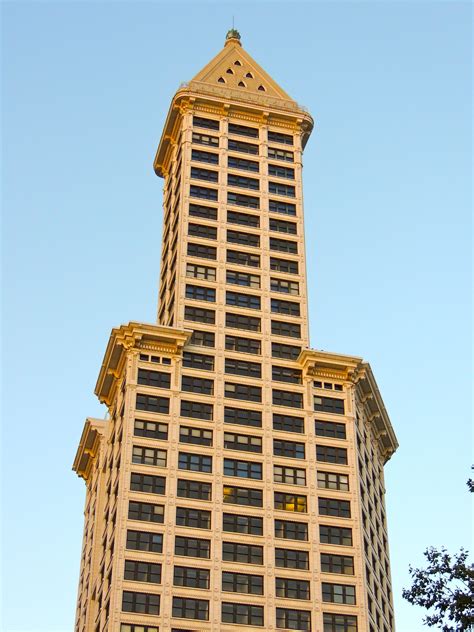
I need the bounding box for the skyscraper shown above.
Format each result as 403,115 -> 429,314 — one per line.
73,30 -> 398,632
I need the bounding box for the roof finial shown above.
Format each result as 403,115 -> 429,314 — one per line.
225,24 -> 241,46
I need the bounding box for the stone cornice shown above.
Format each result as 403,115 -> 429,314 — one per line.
297,348 -> 398,463
72,418 -> 107,482
154,87 -> 314,178
94,322 -> 192,407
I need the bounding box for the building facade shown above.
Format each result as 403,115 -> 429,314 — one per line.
73,31 -> 398,632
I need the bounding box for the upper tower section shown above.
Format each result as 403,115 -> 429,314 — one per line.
154,31 -> 313,178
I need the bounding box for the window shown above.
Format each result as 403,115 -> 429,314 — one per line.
222,541 -> 263,564
226,312 -> 261,332
228,173 -> 259,190
181,375 -> 214,395
269,181 -> 295,197
273,389 -> 303,409
126,530 -> 163,553
177,479 -> 211,501
224,458 -> 262,479
180,400 -> 213,420
317,471 -> 350,491
223,485 -> 263,507
273,413 -> 304,434
321,554 -> 354,575
120,625 -> 158,632
128,501 -> 164,523
224,406 -> 262,427
228,122 -> 259,138
322,583 -> 356,605
275,548 -> 309,569
192,131 -> 219,147
274,492 -> 307,513
189,330 -> 215,347
191,166 -> 218,183
320,525 -> 353,546
318,497 -> 351,518
316,420 -> 347,439
316,445 -> 348,465
227,270 -> 260,288
227,249 -> 260,267
323,613 -> 358,632
271,320 -> 301,338
274,465 -> 306,486
271,278 -> 299,294
271,342 -> 301,360
222,571 -> 263,594
190,185 -> 218,201
179,426 -> 213,446
276,579 -> 310,600
172,597 -> 209,620
273,439 -> 305,459
269,199 -> 297,216
228,191 -> 259,209
183,351 -> 215,371
137,369 -> 171,389
223,513 -> 263,535
228,156 -> 259,172
270,256 -> 299,273
268,164 -> 295,179
178,452 -> 212,473
193,115 -> 219,131
222,603 -> 264,626
122,591 -> 160,615
188,223 -> 217,239
228,138 -> 258,155
268,146 -> 294,162
191,148 -> 219,165
184,306 -> 215,324
136,394 -> 169,414
187,242 -> 217,260
226,335 -> 261,355
132,446 -> 167,467
270,237 -> 297,254
227,229 -> 260,247
175,536 -> 210,559
225,382 -> 262,402
134,419 -> 168,440
124,560 -> 161,584
225,358 -> 262,378
188,202 -> 218,219
186,263 -> 216,281
130,473 -> 166,495
271,298 -> 300,316
314,396 -> 345,415
174,566 -> 210,589
224,432 -> 262,452
176,507 -> 211,529
268,130 -> 293,145
227,209 -> 260,227
185,285 -> 215,302
272,365 -> 302,384
275,519 -> 308,541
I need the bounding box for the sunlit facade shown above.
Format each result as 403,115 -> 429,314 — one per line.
73,30 -> 398,632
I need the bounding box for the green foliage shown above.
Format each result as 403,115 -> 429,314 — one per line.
403,547 -> 474,631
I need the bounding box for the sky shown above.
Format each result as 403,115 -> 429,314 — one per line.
1,1 -> 472,631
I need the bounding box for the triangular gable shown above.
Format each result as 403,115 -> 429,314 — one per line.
191,38 -> 294,102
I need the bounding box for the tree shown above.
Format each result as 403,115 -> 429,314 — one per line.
403,469 -> 474,631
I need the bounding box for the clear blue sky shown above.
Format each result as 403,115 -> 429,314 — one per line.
2,2 -> 472,631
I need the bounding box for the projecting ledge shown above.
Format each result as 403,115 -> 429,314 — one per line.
72,418 -> 107,481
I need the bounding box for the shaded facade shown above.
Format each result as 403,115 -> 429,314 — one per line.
73,30 -> 398,632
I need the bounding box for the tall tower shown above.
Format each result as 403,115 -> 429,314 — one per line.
73,31 -> 398,632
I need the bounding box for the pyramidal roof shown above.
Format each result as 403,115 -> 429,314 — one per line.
189,29 -> 294,102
